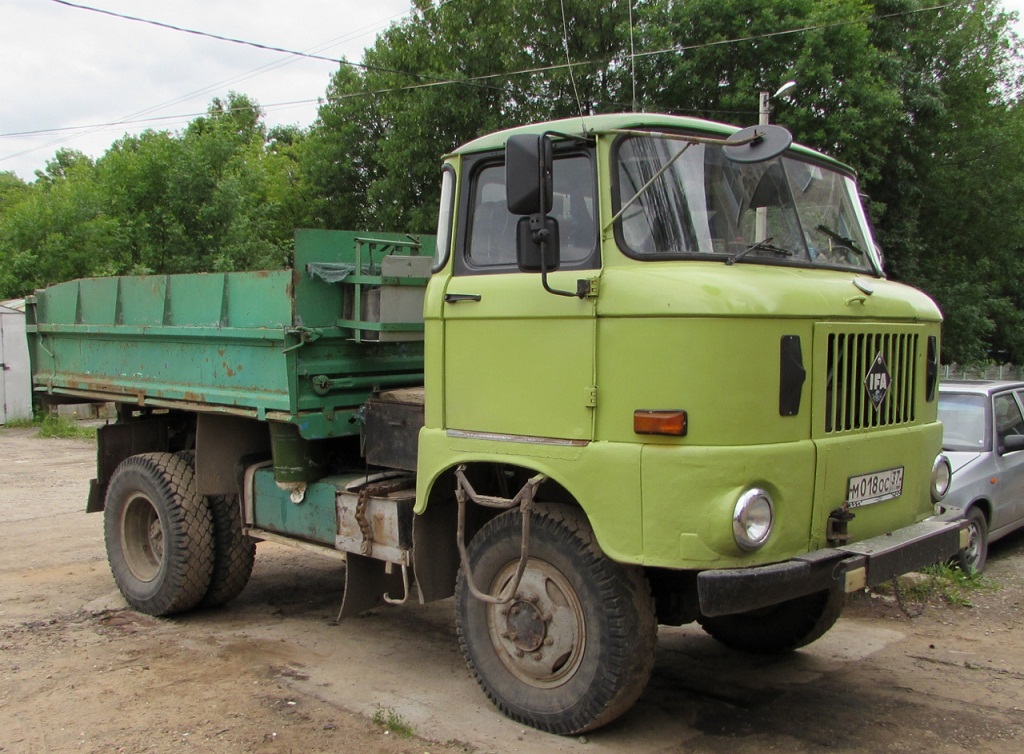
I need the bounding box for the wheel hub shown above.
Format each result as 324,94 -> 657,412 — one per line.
505,599 -> 547,652
486,558 -> 586,689
121,492 -> 163,582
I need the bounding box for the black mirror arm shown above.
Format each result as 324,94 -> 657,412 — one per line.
531,213 -> 577,299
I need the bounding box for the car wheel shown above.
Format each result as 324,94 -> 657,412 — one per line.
956,507 -> 988,574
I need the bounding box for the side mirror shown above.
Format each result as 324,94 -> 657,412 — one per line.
722,124 -> 792,163
1001,434 -> 1024,454
516,216 -> 560,272
506,134 -> 553,215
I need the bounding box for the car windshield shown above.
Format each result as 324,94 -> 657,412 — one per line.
614,134 -> 879,273
939,393 -> 989,452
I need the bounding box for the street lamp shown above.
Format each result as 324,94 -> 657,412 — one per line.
759,80 -> 797,125
755,80 -> 797,241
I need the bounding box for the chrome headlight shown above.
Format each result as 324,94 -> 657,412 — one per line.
733,488 -> 774,550
931,454 -> 952,502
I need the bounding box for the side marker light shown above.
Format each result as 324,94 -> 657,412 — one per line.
634,410 -> 687,436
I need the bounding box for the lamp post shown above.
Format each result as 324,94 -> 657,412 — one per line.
759,80 -> 797,125
755,80 -> 796,240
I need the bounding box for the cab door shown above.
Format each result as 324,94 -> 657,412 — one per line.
441,148 -> 599,441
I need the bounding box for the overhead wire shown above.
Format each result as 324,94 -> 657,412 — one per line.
6,1 -> 960,158
46,0 -> 495,88
4,1 -> 440,165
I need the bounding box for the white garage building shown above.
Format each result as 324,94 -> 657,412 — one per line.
1,299 -> 32,424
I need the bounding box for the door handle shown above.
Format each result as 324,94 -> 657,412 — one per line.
444,293 -> 482,303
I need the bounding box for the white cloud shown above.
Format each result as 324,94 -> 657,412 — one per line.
0,0 -> 411,179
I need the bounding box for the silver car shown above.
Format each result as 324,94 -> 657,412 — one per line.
938,380 -> 1024,572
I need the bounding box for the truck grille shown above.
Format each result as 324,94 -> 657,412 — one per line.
824,331 -> 918,433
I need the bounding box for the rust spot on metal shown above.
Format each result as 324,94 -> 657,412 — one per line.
225,363 -> 236,377
255,270 -> 270,279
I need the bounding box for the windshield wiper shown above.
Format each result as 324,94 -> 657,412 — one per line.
726,237 -> 795,265
816,224 -> 865,256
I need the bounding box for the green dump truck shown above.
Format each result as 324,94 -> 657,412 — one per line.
27,113 -> 965,735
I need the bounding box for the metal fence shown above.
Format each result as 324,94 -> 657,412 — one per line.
942,364 -> 1024,382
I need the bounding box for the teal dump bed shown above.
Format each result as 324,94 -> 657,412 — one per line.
26,230 -> 433,439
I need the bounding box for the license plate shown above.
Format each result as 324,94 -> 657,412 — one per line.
846,467 -> 904,508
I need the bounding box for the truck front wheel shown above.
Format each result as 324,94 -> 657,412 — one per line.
104,453 -> 214,616
697,588 -> 846,654
456,504 -> 656,734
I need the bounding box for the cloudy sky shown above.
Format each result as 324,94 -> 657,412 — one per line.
2,1 -> 1023,182
1,0 -> 411,180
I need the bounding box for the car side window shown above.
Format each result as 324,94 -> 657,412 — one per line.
993,393 -> 1024,443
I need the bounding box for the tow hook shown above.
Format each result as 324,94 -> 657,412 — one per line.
827,506 -> 856,545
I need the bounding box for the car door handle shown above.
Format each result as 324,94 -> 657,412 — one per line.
444,293 -> 482,303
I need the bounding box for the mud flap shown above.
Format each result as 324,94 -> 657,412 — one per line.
337,553 -> 405,620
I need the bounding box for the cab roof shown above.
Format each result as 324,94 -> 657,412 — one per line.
450,112 -> 852,174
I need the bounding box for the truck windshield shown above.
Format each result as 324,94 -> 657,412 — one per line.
614,134 -> 879,273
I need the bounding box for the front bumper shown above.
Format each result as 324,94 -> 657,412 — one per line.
697,518 -> 968,617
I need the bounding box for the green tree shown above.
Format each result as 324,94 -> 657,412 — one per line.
0,151 -> 121,297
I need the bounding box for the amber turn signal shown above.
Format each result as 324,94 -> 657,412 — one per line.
633,410 -> 687,436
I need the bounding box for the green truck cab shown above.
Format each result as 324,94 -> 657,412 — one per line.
26,113 -> 965,735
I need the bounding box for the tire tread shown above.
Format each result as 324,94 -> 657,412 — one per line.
104,452 -> 213,616
456,503 -> 656,734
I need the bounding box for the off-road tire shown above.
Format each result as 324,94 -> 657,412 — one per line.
172,452 -> 257,608
104,452 -> 213,616
698,588 -> 846,655
956,506 -> 989,574
455,504 -> 657,735
201,494 -> 256,607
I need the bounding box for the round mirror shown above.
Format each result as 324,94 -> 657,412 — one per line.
722,124 -> 793,163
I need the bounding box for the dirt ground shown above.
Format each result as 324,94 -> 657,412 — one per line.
2,428 -> 1024,754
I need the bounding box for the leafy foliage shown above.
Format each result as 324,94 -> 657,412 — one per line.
1,1 -> 1023,364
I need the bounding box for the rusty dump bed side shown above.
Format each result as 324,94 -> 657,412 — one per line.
25,230 -> 433,439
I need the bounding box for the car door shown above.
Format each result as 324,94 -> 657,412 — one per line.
989,390 -> 1024,530
441,148 -> 600,441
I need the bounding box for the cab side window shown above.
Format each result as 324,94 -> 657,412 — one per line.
468,166 -> 517,266
459,152 -> 598,274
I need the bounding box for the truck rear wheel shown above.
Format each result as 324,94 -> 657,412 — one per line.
201,494 -> 256,607
172,451 -> 256,608
697,588 -> 846,654
104,452 -> 214,616
455,504 -> 656,734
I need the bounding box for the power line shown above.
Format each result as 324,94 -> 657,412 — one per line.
48,0 -> 355,65
6,2 -> 960,152
4,1 -> 471,165
47,0 -> 493,88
